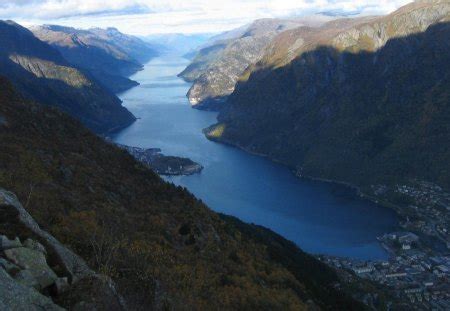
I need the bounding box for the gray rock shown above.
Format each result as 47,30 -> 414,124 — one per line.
14,269 -> 40,289
0,189 -> 92,282
24,238 -> 47,255
0,257 -> 20,274
55,277 -> 70,295
4,247 -> 58,290
0,267 -> 64,311
0,235 -> 22,250
0,189 -> 127,310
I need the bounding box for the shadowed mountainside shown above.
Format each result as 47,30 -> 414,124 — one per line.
0,20 -> 135,134
206,1 -> 450,195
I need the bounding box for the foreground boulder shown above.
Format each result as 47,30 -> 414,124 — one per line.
0,268 -> 63,311
0,189 -> 92,282
4,245 -> 58,290
0,189 -> 126,310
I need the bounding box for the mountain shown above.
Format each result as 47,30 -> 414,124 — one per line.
0,77 -> 362,309
0,20 -> 135,134
31,25 -> 158,93
179,15 -> 335,110
205,1 -> 450,194
144,33 -> 214,57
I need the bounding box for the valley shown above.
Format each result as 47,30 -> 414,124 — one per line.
0,0 -> 449,309
112,55 -> 400,260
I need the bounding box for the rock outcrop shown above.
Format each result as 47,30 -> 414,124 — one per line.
0,189 -> 126,310
179,16 -> 333,110
0,190 -> 92,282
0,267 -> 63,311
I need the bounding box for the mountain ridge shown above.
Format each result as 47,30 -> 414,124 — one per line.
179,16 -> 335,110
31,25 -> 158,94
0,20 -> 136,134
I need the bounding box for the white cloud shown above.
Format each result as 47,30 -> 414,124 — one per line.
0,0 -> 413,35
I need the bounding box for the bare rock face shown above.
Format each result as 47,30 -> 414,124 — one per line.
185,33 -> 276,110
0,235 -> 22,250
0,268 -> 64,311
0,257 -> 20,274
5,246 -> 58,290
180,17 -> 333,110
0,189 -> 92,282
24,238 -> 47,254
0,189 -> 127,310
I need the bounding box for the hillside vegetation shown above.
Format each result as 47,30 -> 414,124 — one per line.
0,77 -> 361,310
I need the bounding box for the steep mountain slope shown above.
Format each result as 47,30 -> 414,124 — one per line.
0,20 -> 135,134
206,1 -> 450,193
0,77 -> 361,310
31,25 -> 157,93
179,16 -> 333,110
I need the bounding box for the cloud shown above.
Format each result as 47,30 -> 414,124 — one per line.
0,0 -> 413,35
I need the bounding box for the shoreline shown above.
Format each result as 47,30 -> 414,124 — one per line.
206,133 -> 404,218
204,133 -> 412,262
205,131 -> 449,256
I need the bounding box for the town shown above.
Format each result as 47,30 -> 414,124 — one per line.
320,181 -> 450,309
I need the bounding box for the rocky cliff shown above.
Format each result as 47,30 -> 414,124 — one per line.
0,189 -> 125,310
179,16 -> 333,110
206,0 -> 450,192
0,20 -> 135,133
0,76 -> 362,309
31,25 -> 158,93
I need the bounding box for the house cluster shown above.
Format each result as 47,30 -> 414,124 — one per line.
320,230 -> 450,309
379,232 -> 420,251
336,181 -> 450,308
393,182 -> 450,250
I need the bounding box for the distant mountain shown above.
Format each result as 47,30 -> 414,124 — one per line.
206,1 -> 450,192
0,75 -> 362,310
178,15 -> 335,110
144,33 -> 214,56
31,25 -> 158,93
0,20 -> 135,133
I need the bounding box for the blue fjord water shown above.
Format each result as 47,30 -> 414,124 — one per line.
112,55 -> 399,260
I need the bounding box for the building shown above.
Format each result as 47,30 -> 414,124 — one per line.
353,266 -> 374,274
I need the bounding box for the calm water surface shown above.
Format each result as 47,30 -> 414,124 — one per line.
113,55 -> 399,260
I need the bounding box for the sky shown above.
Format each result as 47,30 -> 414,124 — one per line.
0,0 -> 414,36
